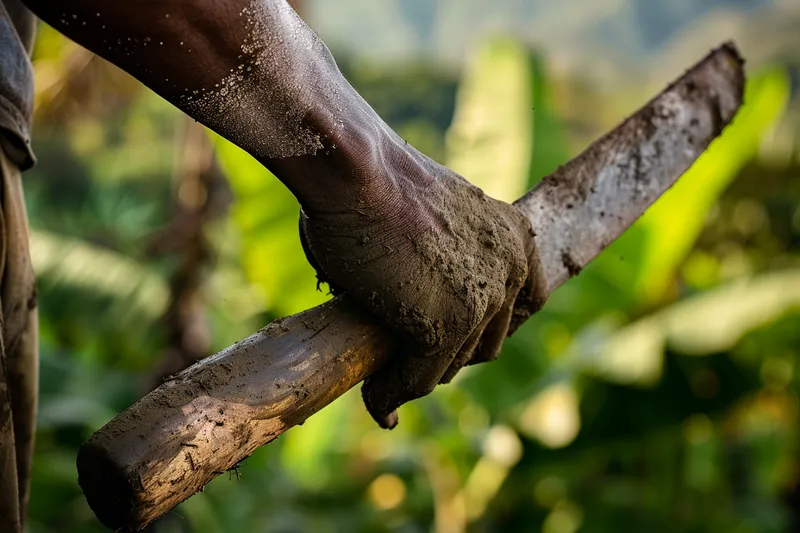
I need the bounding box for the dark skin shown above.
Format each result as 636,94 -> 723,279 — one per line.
22,0 -> 548,428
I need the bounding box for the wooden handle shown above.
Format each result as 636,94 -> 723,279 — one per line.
77,44 -> 744,531
78,298 -> 389,529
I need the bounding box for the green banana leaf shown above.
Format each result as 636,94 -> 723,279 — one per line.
446,38 -> 569,202
591,66 -> 791,304
579,269 -> 800,386
211,137 -> 328,317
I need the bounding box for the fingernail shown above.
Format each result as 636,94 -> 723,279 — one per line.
362,382 -> 399,430
381,410 -> 399,430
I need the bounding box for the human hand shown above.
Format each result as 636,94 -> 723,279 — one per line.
299,144 -> 548,429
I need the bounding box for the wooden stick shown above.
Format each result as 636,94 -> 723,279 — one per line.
77,44 -> 744,531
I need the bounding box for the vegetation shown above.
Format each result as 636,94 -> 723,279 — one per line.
24,9 -> 800,533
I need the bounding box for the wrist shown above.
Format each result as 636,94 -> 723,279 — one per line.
268,107 -> 438,215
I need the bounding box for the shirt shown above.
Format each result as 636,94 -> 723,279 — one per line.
0,0 -> 34,170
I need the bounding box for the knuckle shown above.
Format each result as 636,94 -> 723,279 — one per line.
413,380 -> 437,398
481,346 -> 502,363
400,366 -> 438,399
484,289 -> 504,318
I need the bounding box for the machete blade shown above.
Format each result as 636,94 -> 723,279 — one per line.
515,43 -> 744,294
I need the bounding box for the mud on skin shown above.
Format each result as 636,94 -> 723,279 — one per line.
26,0 -> 549,430
300,154 -> 549,428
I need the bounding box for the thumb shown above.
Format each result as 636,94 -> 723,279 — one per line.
298,213 -> 343,295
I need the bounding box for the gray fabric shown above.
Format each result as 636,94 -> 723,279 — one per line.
2,0 -> 35,53
0,141 -> 37,533
0,0 -> 34,171
0,5 -> 36,529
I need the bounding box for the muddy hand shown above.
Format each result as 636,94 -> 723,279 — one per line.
299,146 -> 548,429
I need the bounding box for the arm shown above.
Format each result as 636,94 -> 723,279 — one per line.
23,0 -> 429,213
24,0 -> 549,428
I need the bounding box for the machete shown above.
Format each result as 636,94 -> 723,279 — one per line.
77,43 -> 744,531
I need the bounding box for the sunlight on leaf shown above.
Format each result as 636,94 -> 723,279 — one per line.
632,66 -> 790,303
583,269 -> 800,385
564,313 -> 665,387
446,38 -> 534,202
367,473 -> 407,511
211,135 -> 328,316
518,381 -> 581,448
447,38 -> 569,201
29,229 -> 169,318
543,500 -> 584,533
280,389 -> 358,488
660,270 -> 800,355
459,425 -> 522,522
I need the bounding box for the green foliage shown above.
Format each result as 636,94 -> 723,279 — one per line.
446,38 -> 535,202
613,66 -> 791,304
446,38 -> 570,202
22,24 -> 800,533
211,136 -> 327,318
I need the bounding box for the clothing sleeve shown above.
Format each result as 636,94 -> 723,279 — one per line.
0,0 -> 35,171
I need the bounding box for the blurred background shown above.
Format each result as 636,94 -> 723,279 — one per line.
23,0 -> 800,532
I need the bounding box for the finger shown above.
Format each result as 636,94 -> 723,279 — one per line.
361,374 -> 400,429
438,315 -> 490,385
439,283 -> 509,384
362,345 -> 458,430
508,237 -> 548,336
467,296 -> 515,366
298,214 -> 343,295
466,255 -> 527,366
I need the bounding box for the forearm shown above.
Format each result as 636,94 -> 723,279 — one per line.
23,0 -> 422,211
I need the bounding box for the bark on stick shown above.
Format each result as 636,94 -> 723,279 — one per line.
77,44 -> 744,531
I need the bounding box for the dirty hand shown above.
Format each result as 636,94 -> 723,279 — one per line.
299,144 -> 548,429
